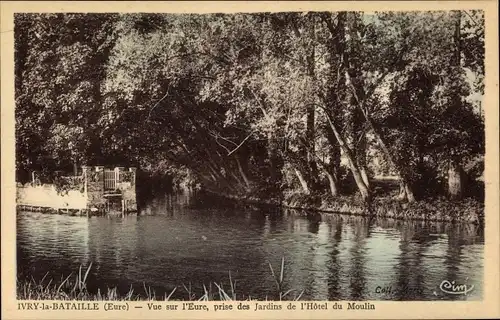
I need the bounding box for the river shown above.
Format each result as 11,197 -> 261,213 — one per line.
17,192 -> 484,301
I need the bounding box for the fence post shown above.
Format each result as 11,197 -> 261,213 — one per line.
81,166 -> 89,195
95,165 -> 105,191
129,167 -> 137,187
116,167 -> 125,184
114,167 -> 120,186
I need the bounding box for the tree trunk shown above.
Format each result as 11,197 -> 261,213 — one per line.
323,120 -> 342,195
207,164 -> 222,182
235,156 -> 251,190
448,159 -> 463,200
267,133 -> 283,189
306,104 -> 319,190
343,13 -> 372,193
305,14 -> 319,191
359,165 -> 370,190
209,171 -> 217,183
229,170 -> 246,192
207,162 -> 236,194
447,12 -> 464,201
405,184 -> 416,202
325,12 -> 368,201
347,160 -> 370,201
320,12 -> 373,201
294,167 -> 310,194
356,133 -> 371,189
324,168 -> 339,197
219,155 -> 246,193
73,161 -> 78,176
361,113 -> 415,202
397,180 -> 416,202
322,110 -> 370,201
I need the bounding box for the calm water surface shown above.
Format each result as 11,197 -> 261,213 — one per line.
17,192 -> 484,300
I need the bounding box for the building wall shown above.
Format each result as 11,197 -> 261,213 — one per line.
117,181 -> 137,211
17,166 -> 137,213
85,168 -> 106,210
16,183 -> 87,210
84,166 -> 137,212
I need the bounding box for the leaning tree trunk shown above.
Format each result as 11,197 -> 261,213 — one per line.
361,112 -> 416,203
319,11 -> 371,201
359,165 -> 370,190
235,156 -> 251,190
324,167 -> 339,197
397,180 -> 416,202
322,110 -> 370,201
311,152 -> 340,198
324,136 -> 341,197
294,167 -> 311,195
315,151 -> 339,197
338,11 -> 414,202
350,125 -> 371,191
356,134 -> 371,189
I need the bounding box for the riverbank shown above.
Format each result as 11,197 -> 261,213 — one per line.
16,204 -> 137,217
288,193 -> 483,224
206,191 -> 484,225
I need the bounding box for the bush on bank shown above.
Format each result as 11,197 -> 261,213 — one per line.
203,188 -> 483,224
281,191 -> 483,224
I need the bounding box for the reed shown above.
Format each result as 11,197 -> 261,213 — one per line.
17,259 -> 304,301
268,257 -> 304,301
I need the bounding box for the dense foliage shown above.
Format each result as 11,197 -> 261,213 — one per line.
15,11 -> 485,202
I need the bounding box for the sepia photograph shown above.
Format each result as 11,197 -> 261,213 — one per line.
4,2 -> 495,314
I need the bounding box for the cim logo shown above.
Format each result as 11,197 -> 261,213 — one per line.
438,279 -> 474,296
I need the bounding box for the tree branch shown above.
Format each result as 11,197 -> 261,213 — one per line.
148,85 -> 170,119
320,13 -> 337,36
216,134 -> 239,147
463,10 -> 479,27
209,132 -> 232,154
249,89 -> 270,119
227,132 -> 254,156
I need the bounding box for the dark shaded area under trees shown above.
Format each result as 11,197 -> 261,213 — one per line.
15,11 -> 485,210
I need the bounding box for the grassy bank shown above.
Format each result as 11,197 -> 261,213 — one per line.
203,188 -> 484,224
282,193 -> 483,224
17,259 -> 304,301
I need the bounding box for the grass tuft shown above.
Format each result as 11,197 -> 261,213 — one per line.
18,259 -> 304,301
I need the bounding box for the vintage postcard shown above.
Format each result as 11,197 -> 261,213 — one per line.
1,1 -> 499,319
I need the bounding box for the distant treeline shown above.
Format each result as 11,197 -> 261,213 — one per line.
15,11 -> 485,202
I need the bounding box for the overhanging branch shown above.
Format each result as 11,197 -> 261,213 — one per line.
227,132 -> 254,156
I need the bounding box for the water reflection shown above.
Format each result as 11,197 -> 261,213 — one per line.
17,192 -> 484,301
16,212 -> 91,278
326,218 -> 342,299
395,222 -> 429,300
348,218 -> 370,300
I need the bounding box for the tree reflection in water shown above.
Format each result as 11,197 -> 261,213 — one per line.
17,197 -> 484,301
